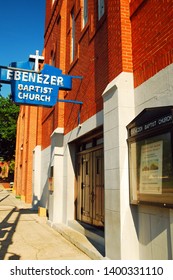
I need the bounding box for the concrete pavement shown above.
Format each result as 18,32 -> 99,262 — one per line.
0,185 -> 102,260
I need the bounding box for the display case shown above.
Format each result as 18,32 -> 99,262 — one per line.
127,106 -> 173,207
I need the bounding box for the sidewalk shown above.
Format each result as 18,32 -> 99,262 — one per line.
0,185 -> 103,260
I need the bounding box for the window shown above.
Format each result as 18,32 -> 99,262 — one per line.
129,133 -> 173,205
82,0 -> 88,27
50,50 -> 56,66
127,107 -> 173,207
98,0 -> 105,20
71,9 -> 75,61
50,166 -> 54,178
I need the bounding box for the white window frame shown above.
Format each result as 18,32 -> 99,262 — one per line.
98,0 -> 105,20
51,51 -> 56,66
71,9 -> 75,61
83,0 -> 88,28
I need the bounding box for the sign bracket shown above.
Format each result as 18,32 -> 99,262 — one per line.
57,99 -> 83,126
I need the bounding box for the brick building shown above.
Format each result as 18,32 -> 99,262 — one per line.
14,0 -> 173,259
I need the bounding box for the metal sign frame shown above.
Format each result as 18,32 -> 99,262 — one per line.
0,60 -> 83,107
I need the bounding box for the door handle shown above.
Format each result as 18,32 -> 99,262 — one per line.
90,191 -> 95,202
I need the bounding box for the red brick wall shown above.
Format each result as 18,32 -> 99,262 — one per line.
14,106 -> 40,203
40,0 -> 133,141
131,0 -> 173,88
45,0 -> 56,35
64,0 -> 133,134
42,0 -> 66,149
25,106 -> 39,202
121,0 -> 133,72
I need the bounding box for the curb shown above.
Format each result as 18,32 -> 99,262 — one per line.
47,221 -> 105,260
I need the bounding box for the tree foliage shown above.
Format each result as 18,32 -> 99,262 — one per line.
0,95 -> 20,161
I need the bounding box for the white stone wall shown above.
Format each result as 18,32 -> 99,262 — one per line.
40,146 -> 51,208
135,64 -> 173,114
102,72 -> 139,259
32,145 -> 50,209
32,145 -> 42,209
49,128 -> 64,223
134,64 -> 173,260
138,206 -> 173,259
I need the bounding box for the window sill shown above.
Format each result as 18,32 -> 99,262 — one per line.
68,55 -> 79,73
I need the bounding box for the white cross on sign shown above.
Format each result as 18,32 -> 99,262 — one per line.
29,50 -> 44,71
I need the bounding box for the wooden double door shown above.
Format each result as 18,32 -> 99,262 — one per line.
77,148 -> 104,226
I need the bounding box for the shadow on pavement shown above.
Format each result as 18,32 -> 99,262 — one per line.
0,194 -> 9,203
0,205 -> 36,260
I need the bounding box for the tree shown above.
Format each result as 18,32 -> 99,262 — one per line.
0,95 -> 20,161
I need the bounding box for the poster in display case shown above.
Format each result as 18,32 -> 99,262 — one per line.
139,141 -> 163,195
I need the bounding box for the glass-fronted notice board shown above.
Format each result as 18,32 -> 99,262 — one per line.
127,106 -> 173,207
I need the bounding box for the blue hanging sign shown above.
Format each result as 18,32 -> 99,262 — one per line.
0,61 -> 73,107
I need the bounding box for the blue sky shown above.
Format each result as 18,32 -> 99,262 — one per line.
0,0 -> 46,97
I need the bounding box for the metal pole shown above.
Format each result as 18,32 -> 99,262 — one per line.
57,99 -> 83,105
